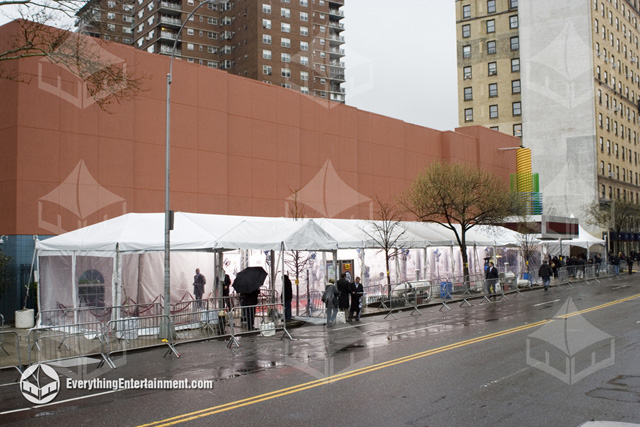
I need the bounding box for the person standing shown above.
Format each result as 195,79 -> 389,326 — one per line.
538,260 -> 553,291
322,282 -> 339,326
284,274 -> 293,321
336,273 -> 351,314
193,268 -> 206,309
485,261 -> 499,298
241,288 -> 260,330
348,276 -> 364,321
222,273 -> 233,311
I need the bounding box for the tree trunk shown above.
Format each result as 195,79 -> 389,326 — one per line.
460,244 -> 470,293
385,249 -> 391,305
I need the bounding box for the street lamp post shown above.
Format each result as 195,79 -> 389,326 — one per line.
163,0 -> 216,339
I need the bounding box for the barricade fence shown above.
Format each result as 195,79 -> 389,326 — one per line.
0,330 -> 22,371
28,320 -> 108,366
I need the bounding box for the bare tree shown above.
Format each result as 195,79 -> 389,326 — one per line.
0,5 -> 144,109
585,199 -> 640,254
361,195 -> 406,301
401,162 -> 520,288
284,187 -> 311,301
514,217 -> 541,278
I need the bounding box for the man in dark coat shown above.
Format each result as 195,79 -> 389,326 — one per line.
336,273 -> 351,313
193,268 -> 206,309
538,260 -> 553,291
322,282 -> 339,326
283,274 -> 293,321
222,274 -> 233,311
348,276 -> 364,321
240,288 -> 260,330
485,261 -> 499,298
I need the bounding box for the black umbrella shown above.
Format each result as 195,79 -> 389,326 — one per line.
232,266 -> 268,294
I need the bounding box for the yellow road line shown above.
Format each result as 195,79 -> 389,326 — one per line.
555,294 -> 640,318
140,293 -> 640,427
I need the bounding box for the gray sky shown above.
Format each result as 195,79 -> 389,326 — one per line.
0,1 -> 460,131
343,1 -> 459,131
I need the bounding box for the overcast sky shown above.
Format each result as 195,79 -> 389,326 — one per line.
343,1 -> 459,131
0,1 -> 459,131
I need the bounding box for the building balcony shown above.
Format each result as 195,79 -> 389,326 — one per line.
329,47 -> 345,57
158,1 -> 181,14
329,60 -> 345,68
328,0 -> 344,5
328,21 -> 344,32
328,8 -> 344,19
160,31 -> 178,41
160,16 -> 182,27
329,72 -> 345,81
330,87 -> 345,94
330,93 -> 345,102
160,44 -> 181,56
329,35 -> 345,45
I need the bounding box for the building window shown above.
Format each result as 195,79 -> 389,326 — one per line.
262,4 -> 271,13
463,66 -> 472,79
281,68 -> 291,78
301,86 -> 309,94
300,71 -> 309,81
600,137 -> 604,152
490,105 -> 499,119
263,65 -> 272,75
465,108 -> 473,122
281,53 -> 291,62
187,43 -> 194,50
488,62 -> 497,76
513,124 -> 522,137
601,161 -> 605,175
599,113 -> 603,128
281,38 -> 291,48
263,49 -> 272,60
300,0 -> 308,6
282,83 -> 291,89
300,56 -> 309,65
489,83 -> 498,97
607,140 -> 611,154
462,24 -> 471,38
512,101 -> 522,116
487,40 -> 496,54
263,19 -> 271,29
281,7 -> 291,18
281,22 -> 291,33
511,58 -> 520,72
511,36 -> 519,51
263,34 -> 271,44
464,87 -> 473,101
487,0 -> 496,13
510,0 -> 518,9
510,15 -> 518,29
463,4 -> 471,18
463,45 -> 471,58
490,126 -> 499,131
300,41 -> 309,51
187,28 -> 194,36
300,12 -> 308,21
511,79 -> 520,94
486,20 -> 495,33
300,26 -> 309,36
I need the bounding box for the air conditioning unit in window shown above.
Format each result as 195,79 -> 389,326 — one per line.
489,70 -> 497,76
463,75 -> 471,80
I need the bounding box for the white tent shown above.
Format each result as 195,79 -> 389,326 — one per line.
545,225 -> 605,257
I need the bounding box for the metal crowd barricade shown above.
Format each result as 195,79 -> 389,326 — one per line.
584,265 -> 599,284
557,267 -> 572,289
0,330 -> 22,372
105,314 -> 179,366
27,321 -> 111,367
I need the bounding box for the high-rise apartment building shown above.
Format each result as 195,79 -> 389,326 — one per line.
456,0 -> 640,233
77,0 -> 346,102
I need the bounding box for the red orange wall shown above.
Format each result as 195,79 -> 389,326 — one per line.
0,21 -> 517,236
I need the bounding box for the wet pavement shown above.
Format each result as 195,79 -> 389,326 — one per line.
1,276 -> 639,426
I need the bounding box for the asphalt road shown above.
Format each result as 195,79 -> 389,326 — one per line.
1,276 -> 639,427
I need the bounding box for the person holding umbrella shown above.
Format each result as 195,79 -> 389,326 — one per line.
233,267 -> 268,331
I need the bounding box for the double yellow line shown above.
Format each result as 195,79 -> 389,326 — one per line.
140,293 -> 640,427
